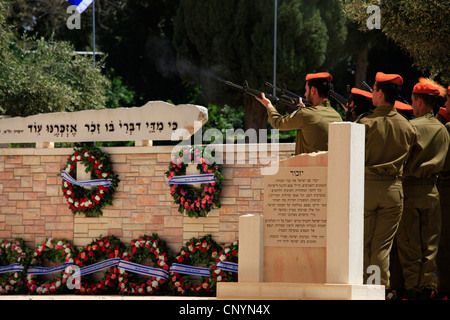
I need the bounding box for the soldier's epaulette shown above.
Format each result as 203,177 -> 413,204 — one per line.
355,111 -> 373,123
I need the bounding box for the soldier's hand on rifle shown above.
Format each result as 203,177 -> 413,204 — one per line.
255,93 -> 273,109
298,97 -> 305,108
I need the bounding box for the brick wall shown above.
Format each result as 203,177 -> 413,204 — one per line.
0,144 -> 294,253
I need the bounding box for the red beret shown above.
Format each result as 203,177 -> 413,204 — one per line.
438,107 -> 450,122
413,83 -> 440,96
375,72 -> 403,85
395,101 -> 413,111
351,88 -> 372,100
306,72 -> 332,82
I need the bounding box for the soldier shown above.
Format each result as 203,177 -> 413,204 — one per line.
437,86 -> 450,299
436,107 -> 450,125
348,88 -> 374,122
396,83 -> 449,299
358,72 -> 416,291
255,72 -> 342,155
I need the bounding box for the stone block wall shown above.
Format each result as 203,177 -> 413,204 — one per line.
0,144 -> 294,253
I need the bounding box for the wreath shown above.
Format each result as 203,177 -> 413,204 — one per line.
0,238 -> 31,294
169,235 -> 222,296
165,146 -> 224,218
74,235 -> 125,295
26,238 -> 76,294
210,240 -> 238,290
118,233 -> 173,295
61,143 -> 120,217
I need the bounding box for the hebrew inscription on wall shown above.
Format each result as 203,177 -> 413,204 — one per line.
0,101 -> 208,143
264,166 -> 327,247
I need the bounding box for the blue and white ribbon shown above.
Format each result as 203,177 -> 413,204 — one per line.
118,260 -> 169,280
215,261 -> 238,273
0,263 -> 24,274
27,262 -> 73,275
61,170 -> 112,188
169,263 -> 211,277
20,259 -> 237,277
168,174 -> 215,185
79,258 -> 121,276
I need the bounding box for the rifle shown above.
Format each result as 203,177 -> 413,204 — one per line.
265,82 -> 310,106
329,85 -> 353,121
225,80 -> 309,110
362,81 -> 373,92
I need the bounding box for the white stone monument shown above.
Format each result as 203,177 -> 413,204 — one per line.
0,101 -> 208,147
217,122 -> 386,300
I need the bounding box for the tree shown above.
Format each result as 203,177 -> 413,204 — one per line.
341,0 -> 449,83
173,0 -> 348,131
0,35 -> 110,117
0,1 -> 110,117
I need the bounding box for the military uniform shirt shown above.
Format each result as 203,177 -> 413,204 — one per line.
358,105 -> 416,177
441,123 -> 450,178
267,101 -> 342,155
403,112 -> 450,179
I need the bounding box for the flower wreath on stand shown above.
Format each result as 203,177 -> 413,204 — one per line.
61,143 -> 120,217
26,238 -> 77,294
165,146 -> 224,218
118,233 -> 174,295
169,234 -> 222,296
0,238 -> 31,294
74,235 -> 126,295
210,240 -> 239,290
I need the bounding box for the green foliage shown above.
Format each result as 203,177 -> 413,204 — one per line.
341,0 -> 450,82
202,104 -> 245,135
105,69 -> 138,109
0,34 -> 110,117
173,0 -> 348,105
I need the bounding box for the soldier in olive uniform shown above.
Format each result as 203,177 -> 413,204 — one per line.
358,72 -> 416,289
437,86 -> 450,298
255,72 -> 343,155
397,83 -> 450,299
348,88 -> 374,122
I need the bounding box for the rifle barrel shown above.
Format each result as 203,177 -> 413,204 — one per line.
329,90 -> 348,108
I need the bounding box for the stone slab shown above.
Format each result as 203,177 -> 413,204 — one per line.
0,101 -> 207,144
216,282 -> 385,300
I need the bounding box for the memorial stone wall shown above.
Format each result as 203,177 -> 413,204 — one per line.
0,144 -> 294,252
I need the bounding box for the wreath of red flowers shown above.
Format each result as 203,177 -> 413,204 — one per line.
165,146 -> 224,218
74,235 -> 126,295
61,144 -> 120,217
26,238 -> 76,294
210,240 -> 239,289
0,238 -> 31,294
169,235 -> 222,296
118,233 -> 174,295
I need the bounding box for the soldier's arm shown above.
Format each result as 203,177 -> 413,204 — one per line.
256,93 -> 304,130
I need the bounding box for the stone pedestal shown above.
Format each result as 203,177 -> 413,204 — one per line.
217,122 -> 385,300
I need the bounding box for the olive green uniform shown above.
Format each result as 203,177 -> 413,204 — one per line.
267,101 -> 342,155
396,113 -> 449,295
358,105 -> 416,287
437,123 -> 450,295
